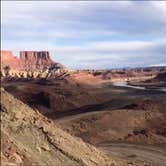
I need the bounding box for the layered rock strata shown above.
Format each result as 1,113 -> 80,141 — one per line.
1,50 -> 68,79
19,51 -> 54,70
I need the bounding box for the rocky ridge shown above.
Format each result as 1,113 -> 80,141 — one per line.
1,88 -> 120,166
1,50 -> 69,79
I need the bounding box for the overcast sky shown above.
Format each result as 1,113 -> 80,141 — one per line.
1,1 -> 166,69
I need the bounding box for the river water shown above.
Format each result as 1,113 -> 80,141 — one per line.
112,81 -> 166,92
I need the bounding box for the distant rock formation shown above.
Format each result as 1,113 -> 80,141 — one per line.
19,51 -> 54,70
1,51 -> 21,69
0,50 -> 69,79
81,67 -> 166,82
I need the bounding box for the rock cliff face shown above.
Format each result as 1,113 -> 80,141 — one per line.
1,51 -> 21,69
1,50 -> 68,78
1,50 -> 63,71
19,51 -> 54,70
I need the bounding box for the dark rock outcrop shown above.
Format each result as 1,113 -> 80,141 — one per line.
155,72 -> 166,82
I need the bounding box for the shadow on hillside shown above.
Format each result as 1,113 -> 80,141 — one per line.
1,76 -> 166,120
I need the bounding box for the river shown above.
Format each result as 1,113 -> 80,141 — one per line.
112,81 -> 166,92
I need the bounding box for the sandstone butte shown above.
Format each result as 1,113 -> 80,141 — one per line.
1,51 -> 20,69
0,50 -> 56,71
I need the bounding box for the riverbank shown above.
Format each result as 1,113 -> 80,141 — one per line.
112,81 -> 166,92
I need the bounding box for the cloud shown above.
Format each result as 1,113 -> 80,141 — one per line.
54,40 -> 166,69
2,1 -> 166,38
1,1 -> 166,69
2,38 -> 166,69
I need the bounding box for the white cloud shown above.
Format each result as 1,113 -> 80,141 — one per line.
150,63 -> 166,67
2,39 -> 166,69
2,1 -> 166,36
1,1 -> 166,69
150,1 -> 166,20
2,41 -> 55,52
56,40 -> 166,68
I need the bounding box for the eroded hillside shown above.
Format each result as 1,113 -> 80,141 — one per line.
1,88 -> 120,166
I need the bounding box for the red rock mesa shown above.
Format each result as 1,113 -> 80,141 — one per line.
1,50 -> 55,71
1,51 -> 21,69
19,51 -> 54,70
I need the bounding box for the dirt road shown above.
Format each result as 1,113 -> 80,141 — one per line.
98,142 -> 166,166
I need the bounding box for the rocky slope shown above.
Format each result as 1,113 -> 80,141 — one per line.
1,88 -> 121,166
151,72 -> 166,82
60,106 -> 166,145
128,71 -> 166,88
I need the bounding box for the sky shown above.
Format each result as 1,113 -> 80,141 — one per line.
1,1 -> 166,69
